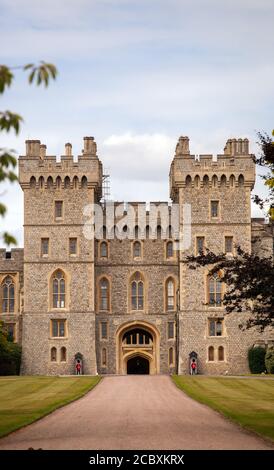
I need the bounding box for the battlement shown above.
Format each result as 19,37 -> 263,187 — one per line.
19,137 -> 103,193
0,248 -> 24,272
170,136 -> 256,200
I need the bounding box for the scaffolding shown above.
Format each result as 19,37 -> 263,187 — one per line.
102,168 -> 111,203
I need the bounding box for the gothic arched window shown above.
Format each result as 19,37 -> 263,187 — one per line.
208,346 -> 214,362
1,276 -> 15,313
218,346 -> 224,361
208,273 -> 223,306
51,347 -> 57,362
131,272 -> 144,311
52,270 -> 66,308
60,346 -> 67,362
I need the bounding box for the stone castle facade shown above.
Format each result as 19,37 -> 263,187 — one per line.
0,136 -> 273,375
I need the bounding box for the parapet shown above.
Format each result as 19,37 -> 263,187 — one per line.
0,248 -> 24,272
170,135 -> 255,200
19,136 -> 103,197
224,138 -> 249,156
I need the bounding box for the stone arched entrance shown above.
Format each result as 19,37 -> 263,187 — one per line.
116,321 -> 160,374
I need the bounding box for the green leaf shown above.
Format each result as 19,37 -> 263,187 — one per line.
0,111 -> 23,135
2,232 -> 17,246
0,66 -> 14,94
28,69 -> 36,84
23,63 -> 34,70
26,62 -> 58,87
0,203 -> 7,216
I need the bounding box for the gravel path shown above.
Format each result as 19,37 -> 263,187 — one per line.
0,376 -> 272,450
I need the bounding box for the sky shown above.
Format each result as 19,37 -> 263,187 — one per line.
0,0 -> 274,246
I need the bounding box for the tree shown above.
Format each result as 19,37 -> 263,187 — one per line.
185,131 -> 274,332
253,130 -> 274,220
185,246 -> 273,331
0,322 -> 22,375
0,62 -> 57,245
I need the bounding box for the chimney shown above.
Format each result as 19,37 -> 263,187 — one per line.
40,144 -> 47,160
26,140 -> 41,157
83,136 -> 97,156
243,138 -> 249,154
224,139 -> 232,155
65,143 -> 72,157
175,136 -> 190,156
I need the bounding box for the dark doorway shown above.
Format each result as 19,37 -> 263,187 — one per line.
127,356 -> 149,375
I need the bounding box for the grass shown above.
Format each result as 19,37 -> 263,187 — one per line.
172,375 -> 274,442
0,375 -> 101,438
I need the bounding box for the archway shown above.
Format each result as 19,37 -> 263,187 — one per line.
116,321 -> 160,375
127,356 -> 150,374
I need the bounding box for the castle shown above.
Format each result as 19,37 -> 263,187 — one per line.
0,135 -> 273,375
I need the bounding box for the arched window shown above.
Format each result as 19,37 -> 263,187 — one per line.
166,278 -> 175,311
99,278 -> 110,311
133,241 -> 141,258
60,346 -> 67,362
134,226 -> 140,239
220,175 -> 227,187
72,176 -> 79,189
38,176 -> 44,189
64,176 -> 70,189
208,273 -> 222,306
156,225 -> 162,239
51,347 -> 57,362
81,176 -> 88,188
212,175 -> 218,188
208,346 -> 214,361
194,175 -> 200,188
100,241 -> 108,258
47,176 -> 53,189
145,225 -> 151,238
229,175 -> 235,187
218,346 -> 224,361
169,347 -> 174,366
52,270 -> 66,308
30,176 -> 36,188
131,272 -> 144,310
238,174 -> 244,186
203,175 -> 209,187
185,175 -> 192,187
1,276 -> 15,313
56,176 -> 62,190
166,241 -> 173,259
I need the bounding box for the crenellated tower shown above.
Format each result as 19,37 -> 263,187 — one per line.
19,137 -> 102,375
170,136 -> 256,375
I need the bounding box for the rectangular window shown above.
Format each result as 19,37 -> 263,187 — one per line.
211,201 -> 219,218
51,320 -> 66,337
41,238 -> 49,256
225,236 -> 233,254
168,321 -> 175,339
55,201 -> 63,219
102,348 -> 107,366
100,322 -> 108,340
196,236 -> 205,254
209,319 -> 223,336
69,238 -> 77,255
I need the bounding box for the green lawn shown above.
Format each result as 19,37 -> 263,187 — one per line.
0,376 -> 101,438
173,376 -> 274,442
